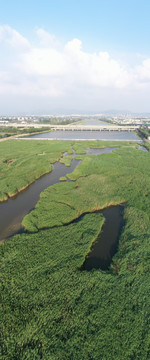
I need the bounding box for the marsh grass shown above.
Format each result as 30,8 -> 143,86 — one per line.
144,142 -> 150,151
60,176 -> 67,181
0,139 -> 132,201
0,207 -> 150,359
59,155 -> 73,166
23,146 -> 150,232
0,140 -> 74,201
0,126 -> 53,141
0,140 -> 150,359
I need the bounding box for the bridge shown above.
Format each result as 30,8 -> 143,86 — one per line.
49,125 -> 141,132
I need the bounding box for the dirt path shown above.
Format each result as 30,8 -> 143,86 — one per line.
0,135 -> 16,142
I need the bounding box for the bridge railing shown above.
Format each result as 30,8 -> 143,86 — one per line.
50,125 -> 140,132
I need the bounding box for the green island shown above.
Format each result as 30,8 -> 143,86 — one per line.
59,155 -> 73,167
0,139 -> 150,359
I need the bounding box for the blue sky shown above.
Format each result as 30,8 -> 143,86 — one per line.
1,0 -> 150,114
1,0 -> 150,54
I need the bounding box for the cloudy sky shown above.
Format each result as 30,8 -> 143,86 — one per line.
1,0 -> 150,114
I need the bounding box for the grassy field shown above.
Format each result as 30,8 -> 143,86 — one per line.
0,140 -> 150,359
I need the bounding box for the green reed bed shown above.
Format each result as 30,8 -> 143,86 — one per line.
0,140 -> 74,201
144,142 -> 150,151
0,140 -> 150,359
59,155 -> 73,167
0,139 -> 130,202
0,206 -> 150,359
23,146 -> 150,232
0,126 -> 52,138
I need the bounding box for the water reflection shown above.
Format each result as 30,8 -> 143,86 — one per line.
138,145 -> 148,151
0,147 -> 118,242
0,154 -> 80,241
86,147 -> 118,155
26,130 -> 140,142
81,205 -> 125,271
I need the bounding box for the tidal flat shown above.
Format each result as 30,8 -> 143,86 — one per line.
0,139 -> 150,360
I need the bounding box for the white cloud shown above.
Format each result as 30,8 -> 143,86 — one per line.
136,59 -> 150,82
36,28 -> 56,47
0,25 -> 30,50
21,48 -> 67,76
1,25 -> 150,111
65,38 -> 82,54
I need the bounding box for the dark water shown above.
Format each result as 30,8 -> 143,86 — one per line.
138,145 -> 148,151
86,147 -> 118,155
0,147 -> 118,242
81,205 -> 124,271
25,130 -> 140,142
0,155 -> 80,242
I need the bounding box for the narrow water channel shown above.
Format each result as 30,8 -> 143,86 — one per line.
138,145 -> 148,151
0,147 -> 118,242
0,155 -> 80,241
86,147 -> 118,155
81,205 -> 125,271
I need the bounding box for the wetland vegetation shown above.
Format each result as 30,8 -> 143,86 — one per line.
0,126 -> 52,139
138,127 -> 150,140
0,139 -> 150,359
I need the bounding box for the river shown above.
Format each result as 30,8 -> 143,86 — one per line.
0,147 -> 118,242
25,130 -> 140,141
83,118 -> 111,126
1,145 -> 147,270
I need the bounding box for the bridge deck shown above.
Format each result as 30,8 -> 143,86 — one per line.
50,125 -> 140,132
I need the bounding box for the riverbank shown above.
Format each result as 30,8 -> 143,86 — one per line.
0,146 -> 121,242
0,140 -> 135,202
0,140 -> 75,202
